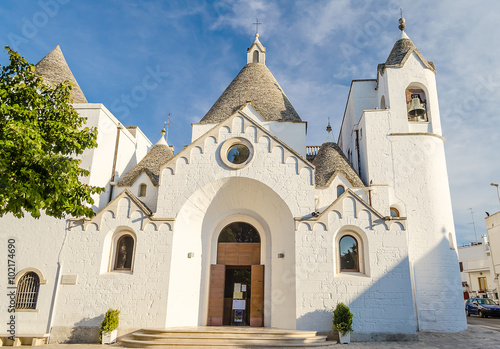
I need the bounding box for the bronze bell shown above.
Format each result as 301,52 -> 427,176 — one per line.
408,94 -> 426,117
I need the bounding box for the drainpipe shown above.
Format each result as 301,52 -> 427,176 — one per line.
354,129 -> 361,176
46,219 -> 70,341
108,123 -> 123,203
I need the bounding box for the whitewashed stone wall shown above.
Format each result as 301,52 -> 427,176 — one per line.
339,51 -> 467,332
157,111 -> 314,329
0,214 -> 66,335
295,192 -> 416,339
49,196 -> 173,342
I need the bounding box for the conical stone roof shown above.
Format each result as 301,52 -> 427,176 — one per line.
313,142 -> 364,188
35,45 -> 88,103
118,143 -> 174,187
378,34 -> 435,74
200,63 -> 302,123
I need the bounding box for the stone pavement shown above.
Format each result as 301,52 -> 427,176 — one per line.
37,325 -> 500,348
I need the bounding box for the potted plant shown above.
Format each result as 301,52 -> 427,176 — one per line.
333,303 -> 353,344
100,309 -> 120,344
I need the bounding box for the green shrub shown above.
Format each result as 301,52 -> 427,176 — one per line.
99,309 -> 120,340
333,303 -> 353,335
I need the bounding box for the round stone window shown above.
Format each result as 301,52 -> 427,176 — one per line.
227,144 -> 250,164
220,137 -> 254,169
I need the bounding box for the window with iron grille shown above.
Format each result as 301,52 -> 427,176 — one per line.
15,272 -> 40,309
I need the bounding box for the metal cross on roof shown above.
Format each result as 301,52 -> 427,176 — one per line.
166,113 -> 171,143
253,18 -> 262,34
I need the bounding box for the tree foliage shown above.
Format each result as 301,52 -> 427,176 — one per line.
0,46 -> 102,219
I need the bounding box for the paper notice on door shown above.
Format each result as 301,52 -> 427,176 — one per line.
241,284 -> 247,292
232,299 -> 246,310
234,310 -> 243,322
233,291 -> 243,299
234,283 -> 241,292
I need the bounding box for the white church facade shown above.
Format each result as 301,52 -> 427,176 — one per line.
1,20 -> 466,343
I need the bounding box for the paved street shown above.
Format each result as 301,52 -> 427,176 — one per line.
34,317 -> 500,348
466,313 -> 500,332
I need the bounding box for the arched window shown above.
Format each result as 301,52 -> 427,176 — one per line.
337,185 -> 345,197
253,51 -> 259,63
113,234 -> 135,271
139,183 -> 147,197
406,88 -> 428,121
339,235 -> 359,272
16,272 -> 40,310
218,222 -> 260,243
390,207 -> 399,217
217,222 -> 261,265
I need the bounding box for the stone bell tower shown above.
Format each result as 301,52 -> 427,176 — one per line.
339,17 -> 467,332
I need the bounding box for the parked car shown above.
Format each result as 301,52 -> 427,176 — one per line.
465,298 -> 500,317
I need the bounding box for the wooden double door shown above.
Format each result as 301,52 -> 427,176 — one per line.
208,241 -> 264,327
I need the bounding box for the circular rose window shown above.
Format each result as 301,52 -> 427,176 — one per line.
227,144 -> 250,164
220,138 -> 254,169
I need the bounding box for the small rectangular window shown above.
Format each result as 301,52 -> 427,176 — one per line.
478,277 -> 487,292
139,184 -> 147,197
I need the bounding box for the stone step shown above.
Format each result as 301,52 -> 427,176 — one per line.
121,338 -> 332,348
140,328 -> 321,338
130,332 -> 328,343
119,327 -> 331,348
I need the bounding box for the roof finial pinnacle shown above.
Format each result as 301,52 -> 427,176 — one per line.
398,9 -> 406,31
156,120 -> 169,146
326,117 -> 332,133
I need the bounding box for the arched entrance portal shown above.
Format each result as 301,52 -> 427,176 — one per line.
207,222 -> 264,327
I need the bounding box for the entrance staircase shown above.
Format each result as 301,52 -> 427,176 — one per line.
119,326 -> 334,348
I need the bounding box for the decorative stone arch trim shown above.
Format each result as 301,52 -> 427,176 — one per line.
108,228 -> 138,273
14,267 -> 47,285
158,110 -> 314,179
334,225 -> 370,276
209,213 -> 270,266
296,189 -> 406,231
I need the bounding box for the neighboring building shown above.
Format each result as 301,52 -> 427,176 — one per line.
458,236 -> 497,300
486,211 -> 500,300
0,18 -> 466,344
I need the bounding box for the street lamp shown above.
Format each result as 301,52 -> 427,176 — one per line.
491,183 -> 500,204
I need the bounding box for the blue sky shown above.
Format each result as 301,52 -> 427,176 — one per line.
1,0 -> 499,246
